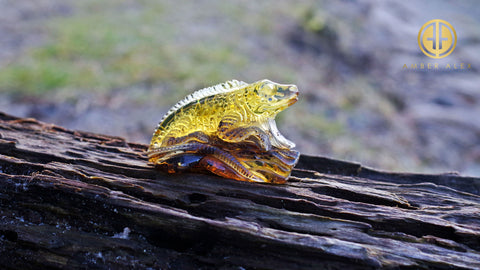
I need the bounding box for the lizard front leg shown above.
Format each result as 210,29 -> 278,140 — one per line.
218,117 -> 271,151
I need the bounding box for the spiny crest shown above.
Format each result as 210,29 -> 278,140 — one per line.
157,80 -> 248,127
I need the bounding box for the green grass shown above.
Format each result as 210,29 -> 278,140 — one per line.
0,0 -> 251,102
0,60 -> 71,95
0,0 -> 324,103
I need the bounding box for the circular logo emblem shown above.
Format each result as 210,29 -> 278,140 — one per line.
418,19 -> 457,59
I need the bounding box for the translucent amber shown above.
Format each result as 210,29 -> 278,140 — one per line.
147,79 -> 300,184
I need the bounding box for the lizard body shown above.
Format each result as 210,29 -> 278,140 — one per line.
147,79 -> 299,183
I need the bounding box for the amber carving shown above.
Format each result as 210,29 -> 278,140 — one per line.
147,79 -> 299,184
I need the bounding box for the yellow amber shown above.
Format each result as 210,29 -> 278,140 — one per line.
147,79 -> 299,183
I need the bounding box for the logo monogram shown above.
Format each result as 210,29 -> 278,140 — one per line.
418,19 -> 457,59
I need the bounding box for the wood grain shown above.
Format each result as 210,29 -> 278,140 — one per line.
0,112 -> 479,269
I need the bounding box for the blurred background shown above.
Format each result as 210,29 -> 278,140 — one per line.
0,0 -> 479,176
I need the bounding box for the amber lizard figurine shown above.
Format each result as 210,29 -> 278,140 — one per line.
147,79 -> 299,183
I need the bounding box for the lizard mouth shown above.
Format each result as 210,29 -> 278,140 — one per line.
287,92 -> 299,106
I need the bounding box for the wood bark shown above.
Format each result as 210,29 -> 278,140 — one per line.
0,111 -> 479,269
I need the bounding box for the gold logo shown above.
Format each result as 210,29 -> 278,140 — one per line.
418,19 -> 457,59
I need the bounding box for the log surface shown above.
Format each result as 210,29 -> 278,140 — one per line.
0,112 -> 479,269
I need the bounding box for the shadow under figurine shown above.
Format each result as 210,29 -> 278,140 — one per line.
147,79 -> 300,184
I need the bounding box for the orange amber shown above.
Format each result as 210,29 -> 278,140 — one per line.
147,79 -> 299,183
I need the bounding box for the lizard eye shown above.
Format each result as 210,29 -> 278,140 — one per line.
260,83 -> 276,96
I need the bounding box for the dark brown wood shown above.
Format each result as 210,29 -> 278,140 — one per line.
1,111 -> 479,269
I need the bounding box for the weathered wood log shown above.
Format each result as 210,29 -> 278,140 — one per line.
0,111 -> 479,269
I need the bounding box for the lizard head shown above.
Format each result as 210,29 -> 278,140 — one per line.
248,79 -> 299,116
